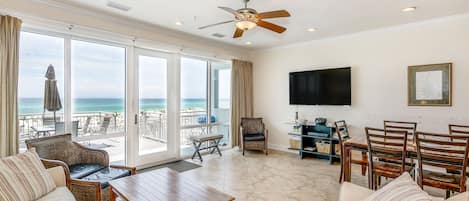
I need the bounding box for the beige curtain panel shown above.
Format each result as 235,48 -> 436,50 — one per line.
230,59 -> 253,147
0,15 -> 22,157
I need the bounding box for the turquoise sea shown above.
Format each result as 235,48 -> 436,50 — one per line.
18,98 -> 214,115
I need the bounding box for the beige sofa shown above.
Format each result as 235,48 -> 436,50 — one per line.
37,166 -> 76,201
339,182 -> 468,201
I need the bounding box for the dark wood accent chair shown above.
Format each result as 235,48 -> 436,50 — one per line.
365,127 -> 409,190
26,133 -> 136,201
415,132 -> 469,199
335,120 -> 367,183
240,117 -> 268,155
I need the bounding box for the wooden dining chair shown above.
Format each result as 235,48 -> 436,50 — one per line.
383,120 -> 418,173
335,120 -> 367,183
415,132 -> 469,199
365,127 -> 409,190
384,120 -> 417,143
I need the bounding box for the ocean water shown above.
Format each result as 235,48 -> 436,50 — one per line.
18,98 -> 226,115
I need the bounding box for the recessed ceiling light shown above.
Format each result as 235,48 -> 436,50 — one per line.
307,28 -> 316,32
245,41 -> 252,45
402,7 -> 417,12
175,21 -> 183,26
106,1 -> 132,12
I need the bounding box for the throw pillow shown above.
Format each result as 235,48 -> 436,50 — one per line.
0,148 -> 56,201
363,172 -> 433,201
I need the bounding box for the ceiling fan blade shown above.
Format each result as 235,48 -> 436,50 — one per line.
218,6 -> 239,15
256,20 -> 286,33
233,28 -> 244,38
256,10 -> 291,19
199,20 -> 234,29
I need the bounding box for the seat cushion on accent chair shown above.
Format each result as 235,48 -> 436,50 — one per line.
244,134 -> 265,141
36,187 -> 76,201
80,167 -> 131,189
69,163 -> 105,179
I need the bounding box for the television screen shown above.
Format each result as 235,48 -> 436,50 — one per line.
289,67 -> 351,105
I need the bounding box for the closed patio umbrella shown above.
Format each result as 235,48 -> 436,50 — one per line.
44,64 -> 62,122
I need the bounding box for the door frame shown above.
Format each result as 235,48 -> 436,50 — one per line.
127,47 -> 180,168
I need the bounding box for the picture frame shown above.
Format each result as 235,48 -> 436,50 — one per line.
408,63 -> 452,106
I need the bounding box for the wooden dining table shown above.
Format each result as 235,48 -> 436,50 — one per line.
342,136 -> 419,182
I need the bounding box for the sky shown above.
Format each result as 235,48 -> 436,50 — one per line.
18,32 -> 230,100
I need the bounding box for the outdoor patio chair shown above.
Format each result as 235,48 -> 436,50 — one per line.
54,121 -> 79,136
25,133 -> 136,201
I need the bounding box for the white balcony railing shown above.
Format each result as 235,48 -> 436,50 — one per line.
19,109 -> 229,147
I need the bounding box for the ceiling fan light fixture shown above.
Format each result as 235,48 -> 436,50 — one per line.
236,20 -> 257,30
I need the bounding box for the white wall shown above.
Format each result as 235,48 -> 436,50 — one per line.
251,14 -> 469,150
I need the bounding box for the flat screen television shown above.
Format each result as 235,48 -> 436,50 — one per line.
289,67 -> 351,105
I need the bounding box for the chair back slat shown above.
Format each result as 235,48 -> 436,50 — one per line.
449,124 -> 469,141
366,127 -> 408,173
415,132 -> 469,189
384,120 -> 417,143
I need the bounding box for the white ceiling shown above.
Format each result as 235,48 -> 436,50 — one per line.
62,0 -> 469,49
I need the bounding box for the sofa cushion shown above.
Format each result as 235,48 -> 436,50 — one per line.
363,172 -> 433,201
339,182 -> 373,201
0,149 -> 57,201
69,163 -> 105,179
244,134 -> 265,141
37,187 -> 76,201
80,167 -> 131,189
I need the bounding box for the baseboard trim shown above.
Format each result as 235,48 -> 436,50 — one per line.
269,143 -> 298,154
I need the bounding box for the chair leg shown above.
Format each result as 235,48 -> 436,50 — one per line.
446,190 -> 450,199
339,157 -> 344,183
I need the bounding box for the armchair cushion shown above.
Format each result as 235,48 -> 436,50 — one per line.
241,118 -> 264,134
79,167 -> 131,189
69,163 -> 105,179
244,134 -> 266,141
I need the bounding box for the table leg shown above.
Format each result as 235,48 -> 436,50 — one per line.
110,186 -> 116,201
343,143 -> 352,182
361,152 -> 367,176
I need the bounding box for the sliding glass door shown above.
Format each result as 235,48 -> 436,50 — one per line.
18,32 -> 64,151
132,48 -> 178,167
71,40 -> 127,164
18,30 -> 230,167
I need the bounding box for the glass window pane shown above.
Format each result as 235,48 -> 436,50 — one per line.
138,55 -> 168,155
180,57 -> 208,157
18,32 -> 64,152
210,62 -> 231,147
71,40 -> 126,164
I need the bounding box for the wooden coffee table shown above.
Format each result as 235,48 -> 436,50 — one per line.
109,167 -> 235,201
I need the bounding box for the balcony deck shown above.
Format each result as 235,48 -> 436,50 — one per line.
19,109 -> 230,164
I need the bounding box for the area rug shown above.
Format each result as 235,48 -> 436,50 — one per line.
141,160 -> 201,173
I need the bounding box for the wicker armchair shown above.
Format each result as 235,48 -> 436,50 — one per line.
26,133 -> 136,201
240,117 -> 268,155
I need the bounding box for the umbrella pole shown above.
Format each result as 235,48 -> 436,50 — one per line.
53,111 -> 57,123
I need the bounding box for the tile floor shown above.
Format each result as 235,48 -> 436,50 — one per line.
181,149 -> 449,201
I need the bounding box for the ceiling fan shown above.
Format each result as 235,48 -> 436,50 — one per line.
198,0 -> 291,38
